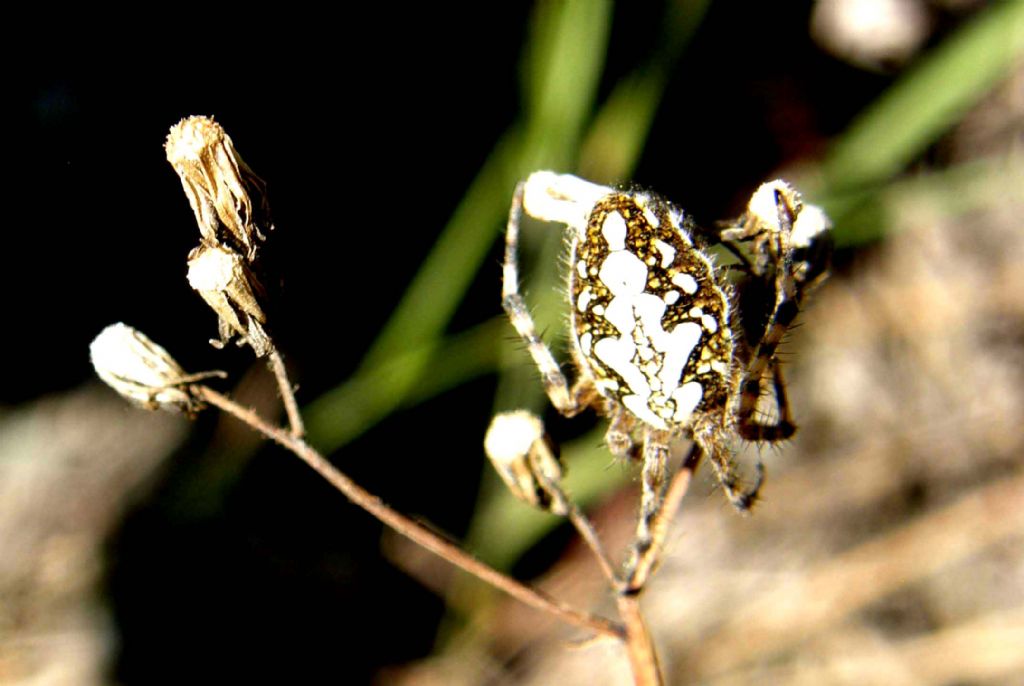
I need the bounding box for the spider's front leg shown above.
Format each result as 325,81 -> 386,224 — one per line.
501,175 -> 609,420
736,361 -> 797,442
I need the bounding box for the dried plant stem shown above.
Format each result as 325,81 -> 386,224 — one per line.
625,444 -> 701,591
268,349 -> 305,438
196,385 -> 623,642
607,445 -> 701,686
617,593 -> 664,686
528,451 -> 620,587
566,503 -> 620,587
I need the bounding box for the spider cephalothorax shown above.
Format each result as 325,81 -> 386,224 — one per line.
493,171 -> 831,553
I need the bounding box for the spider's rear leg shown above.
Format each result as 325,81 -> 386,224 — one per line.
697,425 -> 765,513
630,430 -> 672,563
604,404 -> 640,460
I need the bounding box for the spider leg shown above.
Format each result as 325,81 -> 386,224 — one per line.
697,425 -> 764,513
631,431 -> 671,562
735,262 -> 800,443
732,185 -> 804,442
721,240 -> 755,272
605,404 -> 639,459
737,361 -> 796,442
737,192 -> 832,441
502,181 -> 594,418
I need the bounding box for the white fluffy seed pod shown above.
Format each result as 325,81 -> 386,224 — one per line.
90,323 -> 209,413
484,410 -> 568,515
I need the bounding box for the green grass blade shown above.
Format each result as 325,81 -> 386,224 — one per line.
359,1 -> 611,375
304,319 -> 508,451
824,1 -> 1024,192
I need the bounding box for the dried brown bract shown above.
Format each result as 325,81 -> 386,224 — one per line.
165,115 -> 271,261
90,323 -> 224,413
187,243 -> 272,357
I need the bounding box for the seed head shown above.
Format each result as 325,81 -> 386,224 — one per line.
187,243 -> 272,357
165,115 -> 271,261
90,323 -> 219,413
484,411 -> 568,514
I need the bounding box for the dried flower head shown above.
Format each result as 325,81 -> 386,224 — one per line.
165,115 -> 271,261
720,179 -> 804,273
187,243 -> 272,357
90,323 -> 222,413
484,411 -> 568,515
722,179 -> 833,289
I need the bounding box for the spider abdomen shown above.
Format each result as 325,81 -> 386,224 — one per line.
570,191 -> 734,431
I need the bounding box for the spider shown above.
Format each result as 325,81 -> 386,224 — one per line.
495,172 -> 831,546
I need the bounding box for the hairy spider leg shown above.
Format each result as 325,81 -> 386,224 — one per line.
730,186 -> 831,443
502,181 -> 601,419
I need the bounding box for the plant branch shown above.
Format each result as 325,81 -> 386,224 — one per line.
195,385 -> 623,642
566,502 -> 620,587
523,436 -> 621,587
626,443 -> 702,592
616,593 -> 664,686
268,349 -> 304,438
610,444 -> 701,685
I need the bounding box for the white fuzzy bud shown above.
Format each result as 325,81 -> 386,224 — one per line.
187,243 -> 272,357
90,323 -> 204,413
484,411 -> 567,514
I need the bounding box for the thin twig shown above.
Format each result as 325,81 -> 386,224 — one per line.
626,443 -> 702,591
565,503 -> 621,587
611,445 -> 701,685
268,349 -> 305,438
529,451 -> 620,587
196,385 -> 623,642
616,593 -> 664,686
